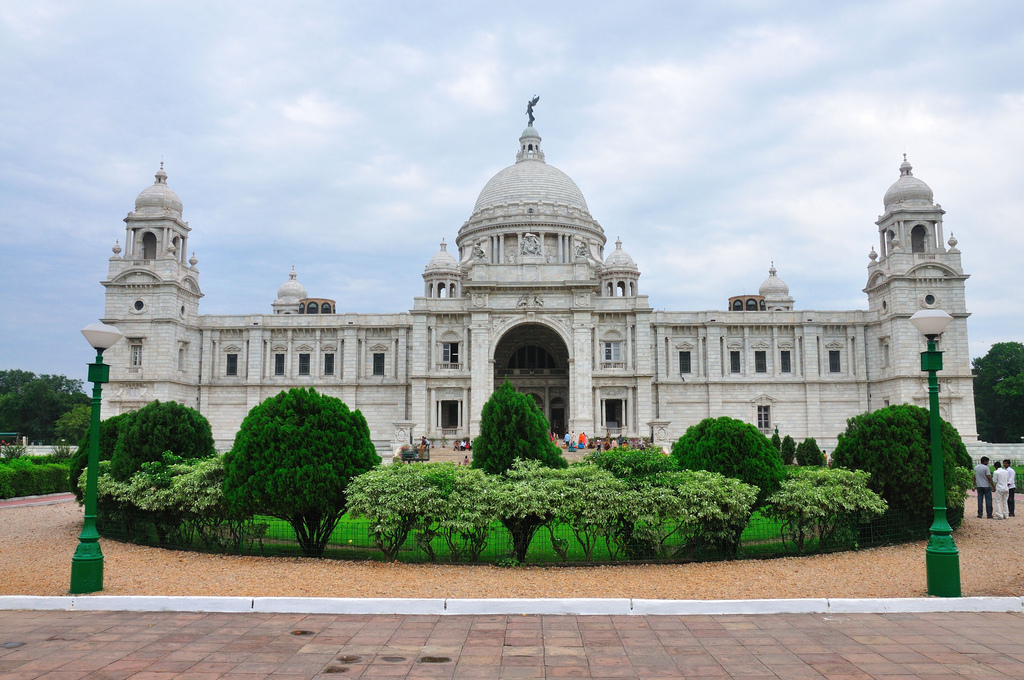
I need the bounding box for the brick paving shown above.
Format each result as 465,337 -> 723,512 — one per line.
1,610 -> 1023,678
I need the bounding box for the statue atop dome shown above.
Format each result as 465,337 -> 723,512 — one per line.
526,95 -> 540,125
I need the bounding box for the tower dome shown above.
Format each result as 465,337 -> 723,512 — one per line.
425,240 -> 459,272
604,238 -> 637,270
277,267 -> 307,300
883,156 -> 934,209
135,164 -> 183,216
759,263 -> 794,311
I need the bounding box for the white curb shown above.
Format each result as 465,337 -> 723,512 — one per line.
446,598 -> 632,615
632,598 -> 829,615
253,597 -> 446,615
827,597 -> 1022,614
1,595 -> 1021,615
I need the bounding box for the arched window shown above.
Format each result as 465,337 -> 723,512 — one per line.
321,302 -> 332,314
746,299 -> 758,311
617,281 -> 626,296
911,224 -> 927,253
732,299 -> 743,311
438,284 -> 447,298
172,236 -> 180,258
760,300 -> 766,311
449,283 -> 456,297
606,282 -> 613,296
306,302 -> 319,314
142,232 -> 157,260
629,281 -> 635,296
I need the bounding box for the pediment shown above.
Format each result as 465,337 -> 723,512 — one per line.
222,344 -> 241,353
675,341 -> 694,350
321,344 -> 337,352
113,270 -> 162,285
271,344 -> 287,352
295,344 -> 314,352
727,341 -> 743,350
751,393 -> 776,404
778,341 -> 794,349
825,341 -> 844,350
369,343 -> 389,352
751,341 -> 770,351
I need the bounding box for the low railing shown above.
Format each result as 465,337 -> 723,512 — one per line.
436,363 -> 462,370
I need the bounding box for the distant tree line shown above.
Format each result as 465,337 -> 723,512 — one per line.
0,370 -> 90,443
973,342 -> 1024,443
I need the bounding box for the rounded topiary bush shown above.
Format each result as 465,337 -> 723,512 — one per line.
831,404 -> 973,524
670,416 -> 786,505
796,437 -> 825,467
223,388 -> 380,557
108,401 -> 214,481
472,379 -> 566,475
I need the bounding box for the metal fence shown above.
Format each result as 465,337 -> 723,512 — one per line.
94,503 -> 961,565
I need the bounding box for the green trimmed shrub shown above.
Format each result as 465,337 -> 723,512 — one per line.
670,416 -> 786,505
493,460 -> 562,562
586,447 -> 677,482
831,404 -> 973,523
796,437 -> 825,467
109,401 -> 214,481
472,380 -> 567,475
771,430 -> 782,452
551,464 -> 625,561
223,388 -> 380,557
781,435 -> 797,464
70,411 -> 136,500
765,468 -> 887,553
0,459 -> 69,499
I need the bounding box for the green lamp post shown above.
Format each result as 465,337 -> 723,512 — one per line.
909,309 -> 961,598
70,323 -> 122,594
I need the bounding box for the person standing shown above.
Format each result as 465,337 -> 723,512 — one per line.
974,456 -> 994,519
1004,459 -> 1016,518
564,431 -> 571,449
993,461 -> 1010,520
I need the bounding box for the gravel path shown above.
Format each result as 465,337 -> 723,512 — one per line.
2,501 -> 1021,599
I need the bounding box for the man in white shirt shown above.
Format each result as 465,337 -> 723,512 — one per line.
993,461 -> 1010,520
1003,459 -> 1016,518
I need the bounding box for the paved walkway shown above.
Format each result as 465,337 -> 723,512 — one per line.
0,493 -> 75,509
2,609 -> 1023,679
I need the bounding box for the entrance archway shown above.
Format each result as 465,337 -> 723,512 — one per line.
493,323 -> 570,437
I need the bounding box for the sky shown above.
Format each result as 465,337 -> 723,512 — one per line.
3,0 -> 1023,386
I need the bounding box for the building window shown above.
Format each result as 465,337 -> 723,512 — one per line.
226,353 -> 238,376
883,343 -> 890,368
274,353 -> 285,376
755,351 -> 767,373
604,341 -> 622,362
679,351 -> 691,374
324,353 -> 335,376
440,400 -> 460,429
730,351 -> 741,374
829,350 -> 841,373
780,350 -> 791,373
373,353 -> 385,376
130,343 -> 143,367
178,348 -> 185,371
298,353 -> 310,376
442,342 -> 459,364
757,405 -> 771,433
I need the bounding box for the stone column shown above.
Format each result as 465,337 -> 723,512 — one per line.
571,314 -> 595,435
468,312 -> 491,436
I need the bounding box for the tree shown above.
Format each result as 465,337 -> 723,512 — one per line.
472,380 -> 567,475
831,404 -> 973,523
223,388 -> 380,557
771,430 -> 782,452
493,460 -> 562,563
781,435 -> 797,464
973,342 -> 1024,442
796,437 -> 825,467
0,371 -> 89,442
109,401 -> 215,481
55,405 -> 91,443
670,416 -> 786,505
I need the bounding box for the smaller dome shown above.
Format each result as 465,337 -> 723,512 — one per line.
883,156 -> 933,209
604,238 -> 637,269
759,263 -> 789,297
520,125 -> 541,139
425,240 -> 459,272
135,163 -> 183,216
277,267 -> 307,300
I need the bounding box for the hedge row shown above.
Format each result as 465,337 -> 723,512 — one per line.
0,460 -> 70,499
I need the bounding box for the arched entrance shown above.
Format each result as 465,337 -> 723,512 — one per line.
492,323 -> 570,437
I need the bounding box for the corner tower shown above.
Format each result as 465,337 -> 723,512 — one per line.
100,165 -> 204,416
865,157 -> 976,440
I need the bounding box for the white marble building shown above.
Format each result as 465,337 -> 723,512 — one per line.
98,125 -> 978,454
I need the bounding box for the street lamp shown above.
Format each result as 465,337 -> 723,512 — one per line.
70,323 -> 122,594
908,309 -> 961,597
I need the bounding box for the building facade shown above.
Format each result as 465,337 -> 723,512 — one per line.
98,127 -> 978,455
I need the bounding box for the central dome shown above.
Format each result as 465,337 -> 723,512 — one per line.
472,125 -> 589,215
473,161 -> 589,214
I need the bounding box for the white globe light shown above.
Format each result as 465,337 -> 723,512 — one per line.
81,323 -> 123,351
909,309 -> 953,337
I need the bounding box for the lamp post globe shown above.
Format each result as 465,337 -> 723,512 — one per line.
70,323 -> 122,594
909,309 -> 961,597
